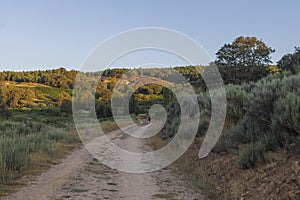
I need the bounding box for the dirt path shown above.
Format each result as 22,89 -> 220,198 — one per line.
2,148 -> 92,200
3,126 -> 204,200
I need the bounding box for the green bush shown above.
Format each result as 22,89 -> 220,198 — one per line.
45,128 -> 66,141
225,84 -> 248,122
95,101 -> 112,119
158,68 -> 300,168
245,77 -> 281,133
239,134 -> 278,168
213,133 -> 237,153
272,93 -> 300,152
35,87 -> 71,98
278,47 -> 300,74
41,108 -> 61,117
212,73 -> 300,167
161,98 -> 180,139
26,134 -> 52,155
218,65 -> 270,85
0,108 -> 12,119
198,92 -> 211,116
197,120 -> 209,137
0,137 -> 29,171
239,141 -> 265,169
0,120 -> 69,183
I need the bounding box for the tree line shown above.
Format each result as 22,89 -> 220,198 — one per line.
0,36 -> 299,118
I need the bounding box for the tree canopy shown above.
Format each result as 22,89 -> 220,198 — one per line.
277,47 -> 300,74
215,36 -> 275,67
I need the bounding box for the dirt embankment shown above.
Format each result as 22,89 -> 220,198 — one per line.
173,139 -> 300,200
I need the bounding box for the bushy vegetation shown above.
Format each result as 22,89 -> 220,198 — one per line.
161,69 -> 300,169
35,87 -> 71,99
0,86 -> 46,109
278,47 -> 300,74
0,120 -> 71,183
218,65 -> 274,85
0,39 -> 298,173
161,99 -> 181,139
213,73 -> 300,168
0,68 -> 77,89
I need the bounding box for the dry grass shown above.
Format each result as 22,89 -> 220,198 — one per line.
100,121 -> 119,133
152,192 -> 176,200
100,116 -> 139,133
0,81 -> 51,88
146,135 -> 168,150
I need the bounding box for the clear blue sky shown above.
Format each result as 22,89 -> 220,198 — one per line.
0,0 -> 299,71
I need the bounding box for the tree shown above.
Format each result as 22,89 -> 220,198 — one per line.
57,92 -> 71,106
277,47 -> 300,74
57,92 -> 72,115
129,94 -> 138,114
60,99 -> 72,115
99,89 -> 112,102
137,86 -> 154,95
95,101 -> 112,118
215,36 -> 275,67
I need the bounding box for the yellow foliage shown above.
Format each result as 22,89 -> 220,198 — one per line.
268,65 -> 281,75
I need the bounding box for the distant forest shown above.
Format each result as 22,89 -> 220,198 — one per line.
0,36 -> 298,118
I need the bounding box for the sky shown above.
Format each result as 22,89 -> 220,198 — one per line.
0,0 -> 299,71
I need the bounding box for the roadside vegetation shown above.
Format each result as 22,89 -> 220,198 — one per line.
0,35 -> 299,199
0,111 -> 80,196
160,37 -> 300,168
157,38 -> 300,199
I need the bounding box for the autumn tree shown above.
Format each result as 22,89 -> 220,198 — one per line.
215,36 -> 275,67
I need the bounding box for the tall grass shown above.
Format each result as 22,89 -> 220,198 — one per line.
0,121 -> 68,183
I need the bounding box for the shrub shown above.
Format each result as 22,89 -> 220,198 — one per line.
41,108 -> 61,116
277,47 -> 300,74
225,84 -> 248,122
197,120 -> 209,137
213,133 -> 237,153
239,133 -> 278,168
218,65 -> 270,85
27,134 -> 52,155
45,128 -> 66,141
95,101 -> 112,119
272,93 -> 300,152
0,108 -> 12,119
198,92 -> 211,116
213,73 -> 300,168
239,141 -> 265,169
245,77 -> 281,133
0,120 -> 69,183
0,137 -> 29,171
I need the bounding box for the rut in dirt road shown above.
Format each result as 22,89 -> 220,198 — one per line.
3,126 -> 205,200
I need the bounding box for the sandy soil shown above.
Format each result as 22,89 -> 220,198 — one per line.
2,126 -> 204,200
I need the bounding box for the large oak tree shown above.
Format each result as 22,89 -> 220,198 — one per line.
215,36 -> 275,67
